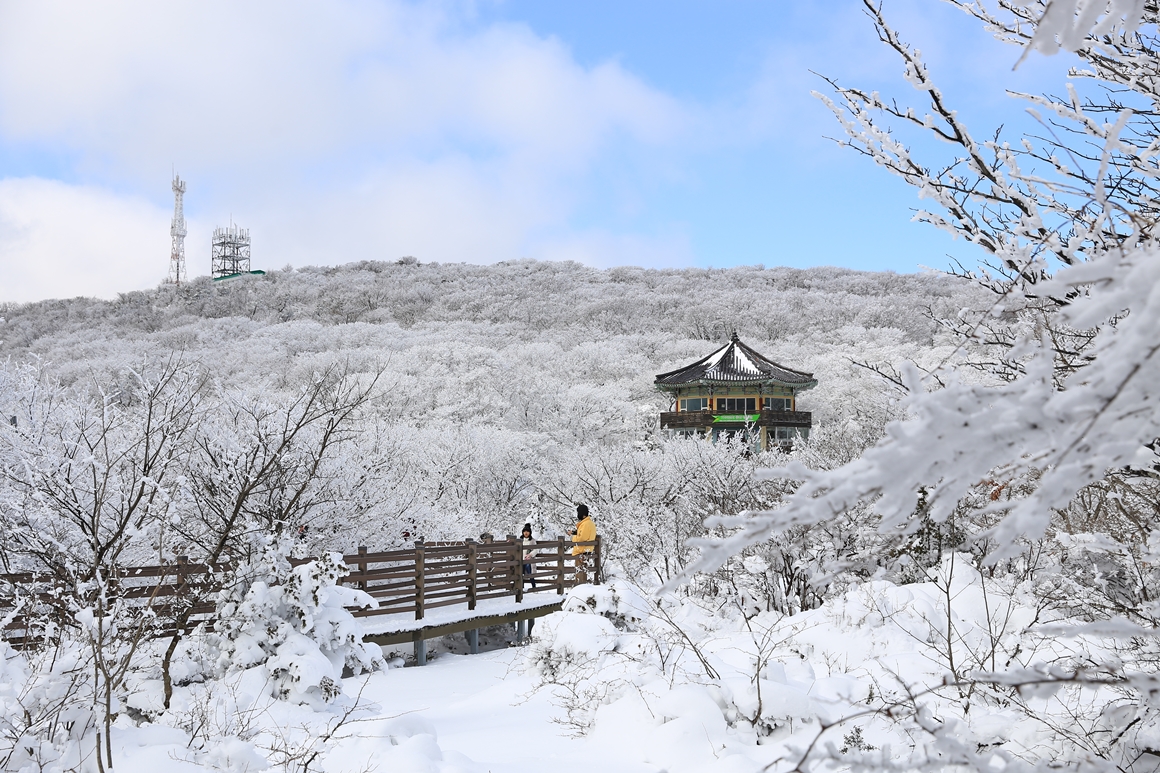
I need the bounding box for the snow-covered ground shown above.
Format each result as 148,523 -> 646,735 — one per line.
113,647 -> 654,773
86,561 -> 1129,773
111,623 -> 783,773
331,649 -> 660,773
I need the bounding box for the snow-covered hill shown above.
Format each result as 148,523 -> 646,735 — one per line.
0,260 -> 980,562
6,260 -> 1150,772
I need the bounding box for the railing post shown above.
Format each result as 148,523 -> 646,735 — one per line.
510,535 -> 523,604
593,535 -> 602,585
414,633 -> 427,666
175,555 -> 189,628
466,538 -> 477,611
176,555 -> 189,591
414,541 -> 425,621
357,545 -> 367,590
556,536 -> 566,595
174,555 -> 190,637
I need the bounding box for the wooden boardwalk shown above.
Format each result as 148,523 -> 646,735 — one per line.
0,535 -> 602,664
342,535 -> 602,663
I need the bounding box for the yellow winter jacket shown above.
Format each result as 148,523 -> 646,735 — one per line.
573,517 -> 596,556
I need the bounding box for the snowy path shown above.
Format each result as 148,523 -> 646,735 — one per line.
111,645 -> 656,773
335,648 -> 658,773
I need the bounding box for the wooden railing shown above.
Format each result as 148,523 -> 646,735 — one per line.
343,535 -> 601,621
0,536 -> 601,648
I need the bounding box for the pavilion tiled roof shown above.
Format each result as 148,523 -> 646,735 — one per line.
654,333 -> 817,389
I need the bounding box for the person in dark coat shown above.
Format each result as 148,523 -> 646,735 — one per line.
521,523 -> 537,589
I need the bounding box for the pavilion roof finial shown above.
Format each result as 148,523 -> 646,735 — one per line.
730,329 -> 740,343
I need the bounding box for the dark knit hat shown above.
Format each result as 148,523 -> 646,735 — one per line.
521,523 -> 532,534
576,503 -> 589,518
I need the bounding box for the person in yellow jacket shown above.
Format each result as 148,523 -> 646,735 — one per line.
569,503 -> 596,583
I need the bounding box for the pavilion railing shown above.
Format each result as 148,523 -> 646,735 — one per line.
658,408 -> 812,429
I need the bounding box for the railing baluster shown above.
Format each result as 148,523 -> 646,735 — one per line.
509,535 -> 523,604
594,535 -> 602,585
466,539 -> 477,611
414,541 -> 425,621
176,555 -> 189,635
556,536 -> 566,595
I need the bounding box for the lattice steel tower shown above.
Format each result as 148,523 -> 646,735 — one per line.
167,174 -> 187,285
211,223 -> 251,279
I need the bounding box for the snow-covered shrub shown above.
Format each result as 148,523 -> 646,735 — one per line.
527,581 -> 662,735
0,642 -> 94,773
1045,531 -> 1160,630
532,583 -> 832,755
714,521 -> 868,617
560,580 -> 652,632
159,669 -> 270,772
213,546 -> 383,705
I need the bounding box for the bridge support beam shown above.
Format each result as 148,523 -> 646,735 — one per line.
516,619 -> 526,644
365,601 -> 563,654
467,629 -> 479,655
414,637 -> 427,666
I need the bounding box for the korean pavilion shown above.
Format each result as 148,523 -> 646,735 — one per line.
655,333 -> 817,450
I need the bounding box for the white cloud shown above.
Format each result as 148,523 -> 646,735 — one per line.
0,1 -> 685,176
0,178 -> 170,303
0,1 -> 703,301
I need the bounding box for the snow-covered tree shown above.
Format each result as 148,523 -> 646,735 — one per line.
669,2 -> 1160,769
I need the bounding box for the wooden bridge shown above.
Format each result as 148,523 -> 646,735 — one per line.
0,535 -> 602,666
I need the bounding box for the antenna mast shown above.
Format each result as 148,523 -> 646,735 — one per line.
167,174 -> 188,285
211,223 -> 251,279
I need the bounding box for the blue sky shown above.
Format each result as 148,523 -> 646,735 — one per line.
0,1 -> 1079,302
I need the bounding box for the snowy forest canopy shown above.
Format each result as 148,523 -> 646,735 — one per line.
0,260 -> 980,565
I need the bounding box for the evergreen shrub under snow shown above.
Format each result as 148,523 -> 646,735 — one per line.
213,547 -> 384,705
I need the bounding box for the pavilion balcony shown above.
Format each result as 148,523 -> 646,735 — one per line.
659,409 -> 812,430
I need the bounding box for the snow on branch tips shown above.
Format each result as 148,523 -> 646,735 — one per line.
1025,0 -> 1146,59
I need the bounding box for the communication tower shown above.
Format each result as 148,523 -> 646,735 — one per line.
211,223 -> 251,279
167,175 -> 187,285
